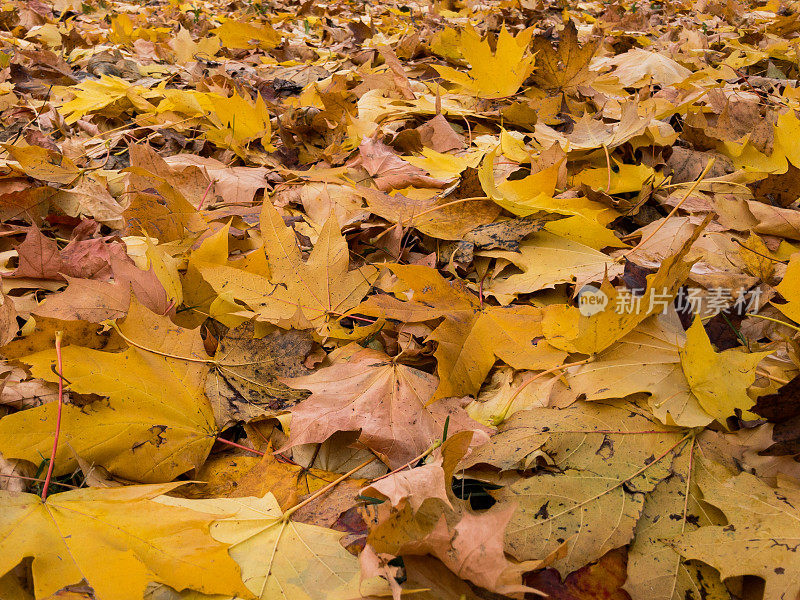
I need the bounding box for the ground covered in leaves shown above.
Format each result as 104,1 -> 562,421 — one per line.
1,0 -> 800,598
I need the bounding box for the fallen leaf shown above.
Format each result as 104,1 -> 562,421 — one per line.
357,264 -> 566,400
679,318 -> 770,426
566,311 -> 713,427
0,484 -> 248,600
672,457 -> 800,600
205,322 -> 313,428
476,401 -> 685,573
281,344 -> 487,467
199,202 -> 378,335
0,300 -> 218,481
433,26 -> 535,99
157,492 -> 382,600
531,22 -> 598,92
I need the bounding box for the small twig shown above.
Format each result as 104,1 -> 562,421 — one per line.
215,437 -> 266,456
282,457 -> 375,519
1,472 -> 78,489
369,445 -> 438,484
41,331 -> 64,501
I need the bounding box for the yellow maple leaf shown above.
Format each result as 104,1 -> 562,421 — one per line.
57,75 -> 161,124
480,150 -> 624,249
198,202 -> 378,335
205,91 -> 274,153
356,264 -> 566,401
433,26 -> 535,99
159,493 -> 388,600
211,19 -> 281,50
4,144 -> 81,185
0,300 -> 218,482
170,27 -> 221,63
0,484 -> 249,600
679,319 -> 770,426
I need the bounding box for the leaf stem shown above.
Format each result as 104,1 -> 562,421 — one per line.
602,143 -> 612,194
745,312 -> 800,334
108,322 -> 265,367
1,472 -> 78,489
41,331 -> 64,501
491,356 -> 595,426
756,369 -> 789,385
282,456 -> 375,520
215,437 -> 266,456
369,444 -> 438,484
411,196 -> 491,221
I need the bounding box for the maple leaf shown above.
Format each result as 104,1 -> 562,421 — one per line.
601,48 -> 692,88
280,344 -> 487,467
198,202 -> 378,335
775,252 -> 800,324
0,300 -> 218,482
4,144 -> 81,185
0,484 -> 249,600
356,264 -> 566,401
679,318 -> 770,425
170,27 -> 221,64
8,0 -> 800,593
479,150 -> 624,249
541,216 -> 708,355
365,432 -> 540,596
211,20 -> 281,50
470,401 -> 686,573
672,456 -> 800,600
352,138 -> 450,191
56,75 -> 161,124
530,21 -> 598,92
157,492 -> 383,600
204,91 -> 274,154
205,322 -> 314,428
533,103 -> 653,152
124,173 -> 207,243
625,449 -> 729,600
566,311 -> 713,427
203,448 -> 366,512
480,231 -> 624,303
433,26 -> 535,99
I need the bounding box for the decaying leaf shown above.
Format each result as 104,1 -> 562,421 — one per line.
672,457 -> 800,600
473,401 -> 686,573
205,322 -> 314,428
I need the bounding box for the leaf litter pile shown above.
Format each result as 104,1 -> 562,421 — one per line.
4,0 -> 800,598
